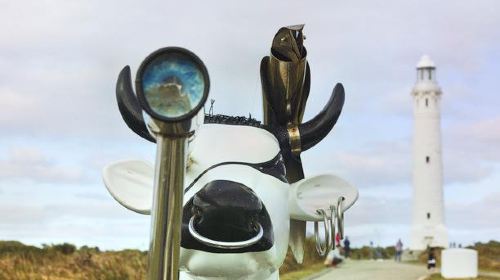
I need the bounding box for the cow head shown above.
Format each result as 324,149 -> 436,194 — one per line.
103,120 -> 358,279
103,25 -> 359,280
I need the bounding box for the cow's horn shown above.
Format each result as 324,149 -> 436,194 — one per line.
116,66 -> 156,143
298,83 -> 344,151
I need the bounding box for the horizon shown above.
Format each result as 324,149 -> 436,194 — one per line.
1,0 -> 499,250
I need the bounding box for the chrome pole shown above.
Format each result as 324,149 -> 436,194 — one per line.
147,135 -> 186,280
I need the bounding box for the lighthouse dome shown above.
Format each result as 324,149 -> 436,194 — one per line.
417,55 -> 435,68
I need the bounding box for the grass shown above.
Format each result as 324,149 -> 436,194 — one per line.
0,241 -> 147,280
278,237 -> 324,275
1,240 -> 498,279
0,240 -> 325,280
472,241 -> 500,272
280,263 -> 325,280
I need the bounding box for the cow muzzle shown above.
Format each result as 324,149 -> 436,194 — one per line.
181,180 -> 274,253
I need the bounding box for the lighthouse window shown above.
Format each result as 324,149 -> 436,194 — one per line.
427,212 -> 431,219
425,98 -> 429,107
426,156 -> 430,163
428,70 -> 432,80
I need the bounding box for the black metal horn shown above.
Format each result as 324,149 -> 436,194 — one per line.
299,83 -> 344,151
116,66 -> 156,143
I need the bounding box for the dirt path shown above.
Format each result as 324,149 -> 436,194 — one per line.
305,260 -> 429,280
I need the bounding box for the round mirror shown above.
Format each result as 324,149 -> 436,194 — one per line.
136,47 -> 209,122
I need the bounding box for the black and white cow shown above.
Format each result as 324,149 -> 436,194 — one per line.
104,23 -> 358,280
103,114 -> 358,280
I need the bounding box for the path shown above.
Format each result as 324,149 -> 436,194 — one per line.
305,260 -> 429,280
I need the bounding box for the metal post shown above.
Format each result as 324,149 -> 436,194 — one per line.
147,136 -> 187,280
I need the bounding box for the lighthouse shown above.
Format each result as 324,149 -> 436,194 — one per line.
410,55 -> 448,250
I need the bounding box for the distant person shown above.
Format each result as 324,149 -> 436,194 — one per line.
369,241 -> 374,260
343,236 -> 351,258
335,232 -> 341,247
395,238 -> 403,262
427,248 -> 436,271
324,246 -> 345,267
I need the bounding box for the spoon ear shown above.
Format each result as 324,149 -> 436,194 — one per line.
102,160 -> 154,215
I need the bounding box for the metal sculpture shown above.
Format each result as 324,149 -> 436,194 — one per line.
103,25 -> 358,280
260,24 -> 345,262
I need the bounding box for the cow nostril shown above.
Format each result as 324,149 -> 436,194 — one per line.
188,215 -> 264,249
191,206 -> 202,217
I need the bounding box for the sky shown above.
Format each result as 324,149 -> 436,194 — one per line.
0,0 -> 499,250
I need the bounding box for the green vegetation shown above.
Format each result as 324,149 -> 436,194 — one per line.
1,240 -> 498,279
0,241 -> 147,280
279,238 -> 325,276
280,263 -> 325,280
349,245 -> 396,260
0,240 -> 324,280
471,241 -> 500,272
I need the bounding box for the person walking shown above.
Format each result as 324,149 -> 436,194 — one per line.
369,241 -> 374,260
395,238 -> 403,262
427,248 -> 437,272
343,236 -> 351,258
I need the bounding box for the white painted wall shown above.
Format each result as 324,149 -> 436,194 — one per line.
410,55 -> 448,250
441,249 -> 478,279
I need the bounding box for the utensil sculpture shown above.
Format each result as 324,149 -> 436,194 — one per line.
103,25 -> 358,280
261,24 -> 346,262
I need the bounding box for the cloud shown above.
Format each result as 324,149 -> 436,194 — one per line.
0,0 -> 499,140
447,192 -> 500,230
0,199 -> 150,249
303,115 -> 500,189
1,0 -> 500,249
443,117 -> 500,184
304,139 -> 412,189
0,147 -> 87,184
318,191 -> 500,246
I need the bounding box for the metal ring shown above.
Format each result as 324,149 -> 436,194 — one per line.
336,197 -> 345,240
314,209 -> 330,256
188,216 -> 264,249
329,205 -> 336,251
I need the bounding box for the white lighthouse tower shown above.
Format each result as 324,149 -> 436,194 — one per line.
410,55 -> 448,250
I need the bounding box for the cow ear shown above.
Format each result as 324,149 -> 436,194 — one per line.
102,160 -> 154,215
289,174 -> 358,221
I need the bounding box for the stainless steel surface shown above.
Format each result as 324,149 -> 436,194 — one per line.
262,25 -> 309,155
329,205 -> 336,251
148,118 -> 193,138
336,197 -> 345,240
314,209 -> 330,256
266,52 -> 308,126
188,216 -> 264,249
147,136 -> 187,280
261,24 -> 310,261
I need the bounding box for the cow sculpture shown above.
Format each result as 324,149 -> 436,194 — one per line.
103,25 -> 359,280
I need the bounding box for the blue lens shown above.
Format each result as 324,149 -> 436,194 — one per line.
142,53 -> 205,118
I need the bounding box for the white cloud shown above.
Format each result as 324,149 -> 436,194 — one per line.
1,0 -> 500,248
0,147 -> 87,184
320,191 -> 500,247
443,117 -> 500,184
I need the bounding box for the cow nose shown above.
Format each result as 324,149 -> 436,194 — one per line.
190,180 -> 263,246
